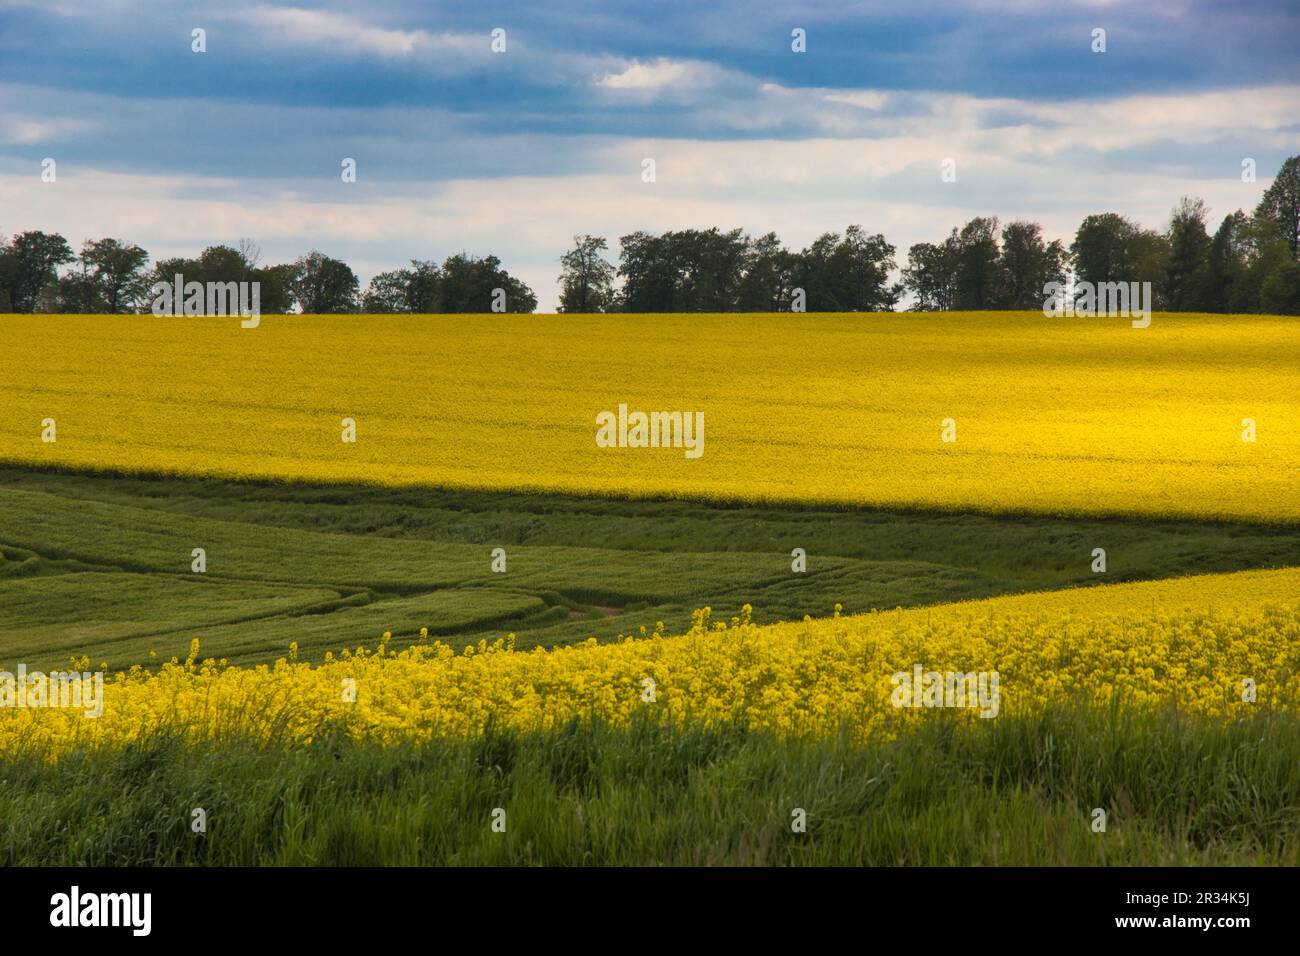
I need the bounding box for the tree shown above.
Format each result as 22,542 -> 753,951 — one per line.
149,243 -> 295,313
615,228 -> 754,312
436,253 -> 536,313
196,244 -> 249,282
0,230 -> 73,312
360,260 -> 443,313
1071,212 -> 1169,307
291,251 -> 358,313
1203,211 -> 1249,313
1070,213 -> 1138,287
359,256 -> 532,314
558,235 -> 616,312
902,240 -> 958,311
254,262 -> 297,314
736,232 -> 797,311
225,241 -> 294,313
793,225 -> 900,312
1128,229 -> 1171,309
76,238 -> 151,312
403,260 -> 443,312
904,217 -> 1003,310
1259,257 -> 1300,314
951,217 -> 1001,309
1164,197 -> 1212,311
54,266 -> 98,314
839,225 -> 902,311
617,231 -> 677,312
1254,155 -> 1300,258
997,221 -> 1068,309
1222,216 -> 1284,313
361,269 -> 414,313
675,228 -> 750,311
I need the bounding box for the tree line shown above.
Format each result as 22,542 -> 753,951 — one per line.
557,156 -> 1300,315
0,242 -> 537,315
3,156 -> 1297,315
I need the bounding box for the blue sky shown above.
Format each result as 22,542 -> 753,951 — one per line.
2,0 -> 1297,309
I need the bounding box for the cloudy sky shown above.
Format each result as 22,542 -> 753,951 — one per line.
2,0 -> 1297,310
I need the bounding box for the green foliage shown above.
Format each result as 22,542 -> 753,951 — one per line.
361,254 -> 536,313
439,252 -> 536,313
901,239 -> 957,310
291,250 -> 358,314
1253,155 -> 1300,258
615,225 -> 898,312
1164,197 -> 1212,312
792,225 -> 901,312
150,242 -> 296,314
905,218 -> 1066,311
54,238 -> 151,313
1071,213 -> 1150,287
0,230 -> 74,312
735,231 -> 798,311
997,220 -> 1068,309
557,235 -> 616,313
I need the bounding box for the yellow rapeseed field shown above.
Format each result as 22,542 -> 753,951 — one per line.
2,312 -> 1297,522
6,568 -> 1297,757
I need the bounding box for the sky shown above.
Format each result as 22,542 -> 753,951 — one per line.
1,0 -> 1297,311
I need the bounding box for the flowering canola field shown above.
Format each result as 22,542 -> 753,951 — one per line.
2,312 -> 1298,522
7,567 -> 1297,758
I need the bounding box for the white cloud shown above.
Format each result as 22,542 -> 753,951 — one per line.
241,6 -> 479,59
823,91 -> 890,111
0,116 -> 97,145
597,58 -> 710,90
593,57 -> 751,103
732,83 -> 1300,153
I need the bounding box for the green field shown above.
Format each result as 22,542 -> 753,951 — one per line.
4,463 -> 1300,670
3,707 -> 1296,865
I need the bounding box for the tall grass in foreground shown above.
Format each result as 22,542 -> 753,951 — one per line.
2,706 -> 1297,866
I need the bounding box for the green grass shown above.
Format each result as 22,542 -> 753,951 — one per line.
3,463 -> 1300,669
2,707 -> 1296,865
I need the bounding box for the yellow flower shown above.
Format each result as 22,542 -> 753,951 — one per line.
2,567 -> 1296,759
